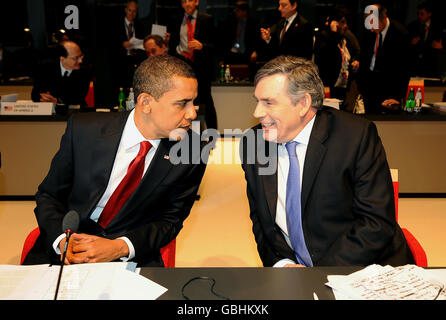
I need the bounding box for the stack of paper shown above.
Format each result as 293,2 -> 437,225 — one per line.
326,264 -> 446,300
0,262 -> 167,300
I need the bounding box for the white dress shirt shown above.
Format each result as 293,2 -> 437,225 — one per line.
53,109 -> 160,261
176,10 -> 198,56
60,62 -> 72,77
273,115 -> 315,267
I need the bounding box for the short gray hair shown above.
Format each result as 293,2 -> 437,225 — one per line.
254,56 -> 325,109
133,55 -> 196,100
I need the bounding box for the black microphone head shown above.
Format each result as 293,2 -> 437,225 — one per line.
62,210 -> 80,233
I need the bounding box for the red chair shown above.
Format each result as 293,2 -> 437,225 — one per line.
20,227 -> 176,267
392,170 -> 428,267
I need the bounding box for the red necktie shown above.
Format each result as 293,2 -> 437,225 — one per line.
98,141 -> 152,228
183,14 -> 196,61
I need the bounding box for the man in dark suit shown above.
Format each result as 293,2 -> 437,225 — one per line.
407,1 -> 443,78
24,55 -> 209,267
241,56 -> 414,267
219,1 -> 260,65
114,0 -> 147,90
358,4 -> 410,114
31,40 -> 91,106
168,0 -> 217,130
256,0 -> 313,61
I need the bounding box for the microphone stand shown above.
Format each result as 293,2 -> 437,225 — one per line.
54,229 -> 73,300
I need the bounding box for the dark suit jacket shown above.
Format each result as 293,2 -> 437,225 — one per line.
241,106 -> 414,267
31,61 -> 91,106
258,14 -> 313,61
314,29 -> 360,89
26,112 -> 208,267
219,15 -> 260,64
168,11 -> 216,83
358,20 -> 410,113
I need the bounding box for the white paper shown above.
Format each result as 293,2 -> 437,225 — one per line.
129,37 -> 144,50
0,262 -> 166,300
326,265 -> 446,300
151,24 -> 167,38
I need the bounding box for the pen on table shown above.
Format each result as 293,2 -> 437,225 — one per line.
313,292 -> 319,300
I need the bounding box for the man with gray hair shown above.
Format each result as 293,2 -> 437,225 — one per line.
241,55 -> 414,267
24,55 -> 209,267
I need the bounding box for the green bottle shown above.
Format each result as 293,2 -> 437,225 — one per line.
405,88 -> 415,113
118,87 -> 126,110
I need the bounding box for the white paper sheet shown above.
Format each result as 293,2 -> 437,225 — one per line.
151,24 -> 167,38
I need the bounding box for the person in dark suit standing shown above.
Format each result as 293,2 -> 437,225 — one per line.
24,55 -> 209,267
407,1 -> 443,78
358,4 -> 410,114
115,0 -> 147,90
314,8 -> 360,102
31,40 -> 91,106
219,1 -> 260,65
240,56 -> 414,267
256,0 -> 313,62
168,0 -> 217,130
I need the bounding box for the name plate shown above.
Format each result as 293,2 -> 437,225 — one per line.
0,102 -> 55,115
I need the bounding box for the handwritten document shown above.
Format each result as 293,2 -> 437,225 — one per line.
326,264 -> 446,300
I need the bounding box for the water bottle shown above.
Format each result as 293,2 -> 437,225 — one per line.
224,64 -> 231,83
118,87 -> 126,110
405,88 -> 415,113
414,88 -> 422,113
126,88 -> 135,111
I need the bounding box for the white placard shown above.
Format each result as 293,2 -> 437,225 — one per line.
0,101 -> 55,115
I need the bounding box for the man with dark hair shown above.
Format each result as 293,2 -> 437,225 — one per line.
256,0 -> 313,61
168,0 -> 218,130
240,55 -> 414,267
24,55 -> 209,267
31,40 -> 91,106
143,34 -> 168,57
114,0 -> 147,90
358,4 -> 410,114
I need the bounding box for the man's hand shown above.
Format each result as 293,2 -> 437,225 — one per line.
351,60 -> 359,71
122,41 -> 132,49
284,264 -> 306,268
260,28 -> 271,41
188,39 -> 203,51
40,92 -> 57,103
63,233 -> 129,264
382,98 -> 400,107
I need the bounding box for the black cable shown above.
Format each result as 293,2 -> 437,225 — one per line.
181,276 -> 230,300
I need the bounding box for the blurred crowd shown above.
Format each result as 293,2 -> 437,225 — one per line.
2,0 -> 446,116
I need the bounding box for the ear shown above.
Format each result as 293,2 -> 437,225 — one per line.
298,93 -> 312,116
136,92 -> 154,114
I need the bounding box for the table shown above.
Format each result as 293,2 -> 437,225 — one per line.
140,267 -> 361,300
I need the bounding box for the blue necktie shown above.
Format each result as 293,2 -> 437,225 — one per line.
285,141 -> 313,266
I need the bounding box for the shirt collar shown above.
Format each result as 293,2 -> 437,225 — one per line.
122,109 -> 160,151
381,17 -> 390,38
60,61 -> 72,77
285,114 -> 316,147
286,12 -> 298,25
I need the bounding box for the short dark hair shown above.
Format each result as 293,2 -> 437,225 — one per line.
418,1 -> 432,13
254,56 -> 325,109
143,34 -> 166,48
133,55 -> 196,101
235,1 -> 249,11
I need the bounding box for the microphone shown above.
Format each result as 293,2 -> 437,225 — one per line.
54,210 -> 80,300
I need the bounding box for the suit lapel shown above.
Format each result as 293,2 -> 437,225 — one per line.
106,138 -> 175,229
301,109 -> 330,211
258,136 -> 279,221
87,112 -> 129,217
